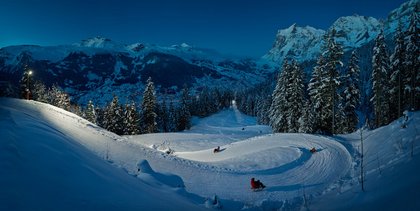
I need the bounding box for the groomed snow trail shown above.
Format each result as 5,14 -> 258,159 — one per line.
169,133 -> 352,203
2,99 -> 352,205
127,107 -> 352,204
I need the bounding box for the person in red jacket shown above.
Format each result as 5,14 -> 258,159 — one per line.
251,178 -> 265,189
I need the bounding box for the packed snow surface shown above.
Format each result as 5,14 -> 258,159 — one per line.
1,98 -> 419,210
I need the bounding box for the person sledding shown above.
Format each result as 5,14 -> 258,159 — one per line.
310,147 -> 317,153
251,177 -> 265,190
213,146 -> 220,153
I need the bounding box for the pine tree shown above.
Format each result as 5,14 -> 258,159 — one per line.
177,84 -> 192,131
32,80 -> 48,103
321,28 -> 344,134
168,98 -> 177,132
269,60 -> 290,133
308,55 -> 327,133
70,104 -> 84,118
256,95 -> 271,125
389,22 -> 407,120
299,100 -> 314,133
141,77 -> 157,133
123,102 -> 140,135
342,51 -> 360,133
95,107 -> 106,128
286,60 -> 305,133
158,95 -> 170,132
104,95 -> 124,135
371,30 -> 391,128
403,11 -> 420,111
48,84 -> 70,111
85,100 -> 97,124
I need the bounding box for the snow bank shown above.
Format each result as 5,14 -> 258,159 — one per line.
0,98 -> 204,210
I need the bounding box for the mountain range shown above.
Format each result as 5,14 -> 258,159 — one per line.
0,0 -> 417,106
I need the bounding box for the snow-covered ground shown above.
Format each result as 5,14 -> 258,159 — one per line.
1,98 -> 419,210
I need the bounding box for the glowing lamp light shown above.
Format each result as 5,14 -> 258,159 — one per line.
232,100 -> 236,105
28,70 -> 33,75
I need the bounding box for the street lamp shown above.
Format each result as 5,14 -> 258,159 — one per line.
25,69 -> 33,100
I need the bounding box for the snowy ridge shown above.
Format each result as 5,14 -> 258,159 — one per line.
263,0 -> 417,63
73,36 -> 126,50
384,0 -> 419,35
0,36 -> 274,107
263,24 -> 325,62
331,15 -> 381,49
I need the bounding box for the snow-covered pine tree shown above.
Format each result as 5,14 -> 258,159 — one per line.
403,10 -> 420,111
389,22 -> 407,121
177,84 -> 192,131
321,28 -> 344,134
256,95 -> 271,125
85,100 -> 97,124
48,84 -> 70,111
104,95 -> 124,135
245,95 -> 256,116
168,98 -> 177,132
371,29 -> 391,128
286,60 -> 305,133
32,80 -> 48,103
70,104 -> 84,118
141,77 -> 157,133
157,94 -> 170,132
299,100 -> 314,133
95,107 -> 106,128
342,50 -> 360,133
269,60 -> 290,133
123,102 -> 140,135
308,55 -> 327,133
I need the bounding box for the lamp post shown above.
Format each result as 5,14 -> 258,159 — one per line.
25,68 -> 33,100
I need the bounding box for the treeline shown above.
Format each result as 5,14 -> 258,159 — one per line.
237,11 -> 419,134
21,75 -> 235,135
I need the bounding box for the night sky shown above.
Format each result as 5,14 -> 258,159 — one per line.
0,0 -> 408,57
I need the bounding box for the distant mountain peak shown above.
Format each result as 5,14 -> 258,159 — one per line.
171,43 -> 193,50
73,36 -> 125,50
330,14 -> 380,49
263,0 -> 416,63
263,24 -> 325,62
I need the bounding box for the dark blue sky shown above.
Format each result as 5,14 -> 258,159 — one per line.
0,0 -> 408,57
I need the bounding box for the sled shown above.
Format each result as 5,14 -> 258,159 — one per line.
251,187 -> 265,192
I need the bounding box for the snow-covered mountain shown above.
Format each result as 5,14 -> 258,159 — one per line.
263,0 -> 418,63
332,15 -> 381,50
262,24 -> 325,63
0,38 -> 273,106
384,0 -> 419,35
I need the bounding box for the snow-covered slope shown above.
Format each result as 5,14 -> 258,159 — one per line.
0,98 -> 205,210
127,105 -> 420,210
2,96 -> 419,210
